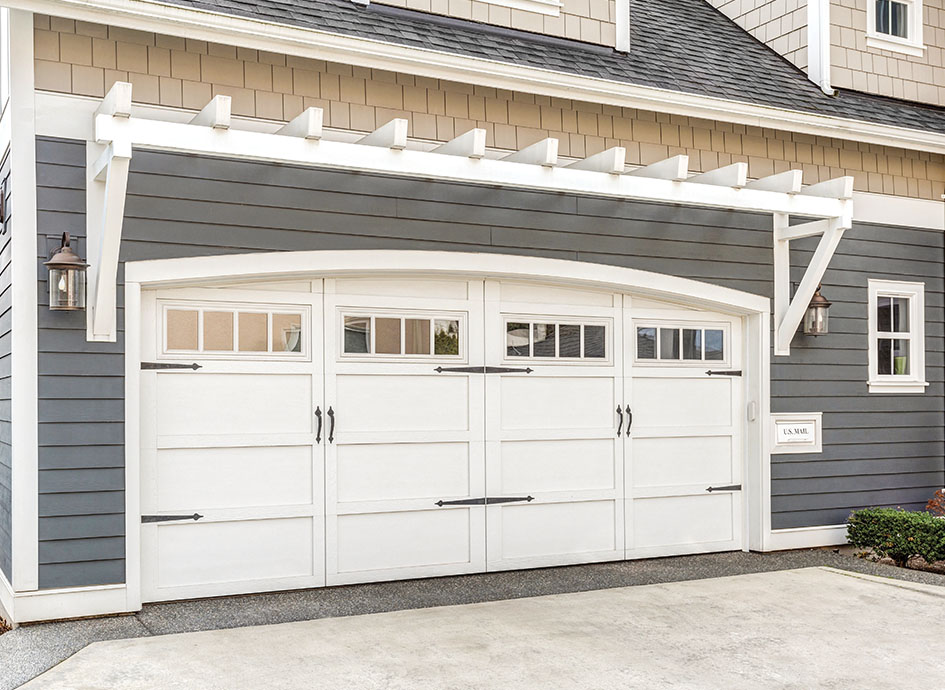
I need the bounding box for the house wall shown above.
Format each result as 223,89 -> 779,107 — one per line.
31,15 -> 945,200
36,135 -> 945,588
372,0 -> 618,47
830,0 -> 945,106
704,0 -> 808,70
0,146 -> 11,584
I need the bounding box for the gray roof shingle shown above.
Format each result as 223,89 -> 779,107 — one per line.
153,0 -> 945,135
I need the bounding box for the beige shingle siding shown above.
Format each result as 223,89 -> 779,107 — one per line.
831,0 -> 945,106
704,0 -> 809,70
32,14 -> 945,199
372,0 -> 618,47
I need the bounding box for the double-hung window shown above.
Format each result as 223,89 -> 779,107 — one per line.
868,0 -> 924,56
868,280 -> 927,394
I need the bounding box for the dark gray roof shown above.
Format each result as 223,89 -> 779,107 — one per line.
157,0 -> 945,135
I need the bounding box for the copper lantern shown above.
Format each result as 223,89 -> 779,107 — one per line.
45,232 -> 88,311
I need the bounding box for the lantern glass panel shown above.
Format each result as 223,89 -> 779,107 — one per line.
803,304 -> 829,335
48,266 -> 86,310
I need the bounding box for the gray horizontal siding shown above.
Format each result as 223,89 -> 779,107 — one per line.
0,145 -> 12,583
34,136 -> 944,587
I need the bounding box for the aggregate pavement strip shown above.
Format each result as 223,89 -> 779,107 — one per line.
1,549 -> 943,689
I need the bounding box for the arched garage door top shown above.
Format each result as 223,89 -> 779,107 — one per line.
125,250 -> 770,316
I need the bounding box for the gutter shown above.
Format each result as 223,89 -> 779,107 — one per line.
6,0 -> 945,154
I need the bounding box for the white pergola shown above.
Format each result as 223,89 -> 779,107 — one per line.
88,82 -> 853,355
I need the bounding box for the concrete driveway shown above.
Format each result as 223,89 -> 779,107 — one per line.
21,567 -> 945,689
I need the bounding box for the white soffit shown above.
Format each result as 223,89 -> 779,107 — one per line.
8,0 -> 945,155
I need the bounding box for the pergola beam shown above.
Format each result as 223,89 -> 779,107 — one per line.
688,162 -> 748,188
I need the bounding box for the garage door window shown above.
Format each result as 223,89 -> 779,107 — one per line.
342,313 -> 461,357
636,325 -> 725,363
163,304 -> 306,357
505,319 -> 607,360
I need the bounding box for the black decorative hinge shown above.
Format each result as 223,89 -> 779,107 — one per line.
706,370 -> 742,377
141,513 -> 204,523
434,496 -> 535,507
141,362 -> 203,370
434,366 -> 533,374
706,485 -> 741,493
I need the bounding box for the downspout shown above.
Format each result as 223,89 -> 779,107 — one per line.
807,0 -> 836,95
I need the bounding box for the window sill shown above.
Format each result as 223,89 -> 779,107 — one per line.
866,34 -> 925,57
868,379 -> 929,394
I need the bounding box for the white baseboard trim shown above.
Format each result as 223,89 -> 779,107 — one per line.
766,524 -> 848,551
12,584 -> 132,624
0,570 -> 14,626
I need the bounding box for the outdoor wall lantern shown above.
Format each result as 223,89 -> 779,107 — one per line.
802,285 -> 831,336
45,232 -> 88,311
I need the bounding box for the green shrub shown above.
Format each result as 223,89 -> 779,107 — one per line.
846,508 -> 945,568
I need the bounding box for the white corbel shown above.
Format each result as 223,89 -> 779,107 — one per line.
358,119 -> 408,149
773,203 -> 851,355
87,82 -> 134,342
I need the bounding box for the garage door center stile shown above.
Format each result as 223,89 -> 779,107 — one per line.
139,277 -> 744,602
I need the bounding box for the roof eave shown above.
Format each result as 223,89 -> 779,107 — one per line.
8,0 -> 945,155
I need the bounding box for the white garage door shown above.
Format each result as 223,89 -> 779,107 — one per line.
139,278 -> 744,602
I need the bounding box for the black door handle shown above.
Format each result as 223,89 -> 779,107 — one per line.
625,405 -> 632,436
314,406 -> 322,444
616,406 -> 624,437
327,406 -> 335,444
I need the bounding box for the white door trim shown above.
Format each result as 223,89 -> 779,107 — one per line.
123,250 -> 772,611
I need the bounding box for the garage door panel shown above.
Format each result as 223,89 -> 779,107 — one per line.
156,373 -> 313,437
335,509 -> 474,573
336,442 -> 470,502
335,375 -> 470,433
155,446 -> 313,511
490,500 -> 617,561
499,439 -> 616,494
633,377 -> 732,428
500,377 -> 614,430
632,494 -> 734,549
154,517 -> 315,589
632,436 -> 733,488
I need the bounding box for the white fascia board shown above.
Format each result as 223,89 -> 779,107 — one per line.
95,115 -> 850,220
125,249 -> 771,315
8,0 -> 945,155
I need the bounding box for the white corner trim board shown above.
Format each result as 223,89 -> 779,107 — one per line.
8,0 -> 945,154
0,569 -> 14,625
9,7 -> 40,593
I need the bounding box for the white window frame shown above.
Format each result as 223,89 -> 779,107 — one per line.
338,308 -> 467,362
502,315 -> 612,365
867,279 -> 927,394
866,0 -> 925,57
633,320 -> 731,368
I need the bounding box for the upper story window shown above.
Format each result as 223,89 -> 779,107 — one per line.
868,0 -> 925,56
867,280 -> 927,394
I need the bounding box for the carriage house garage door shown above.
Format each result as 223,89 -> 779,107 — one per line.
139,276 -> 745,603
